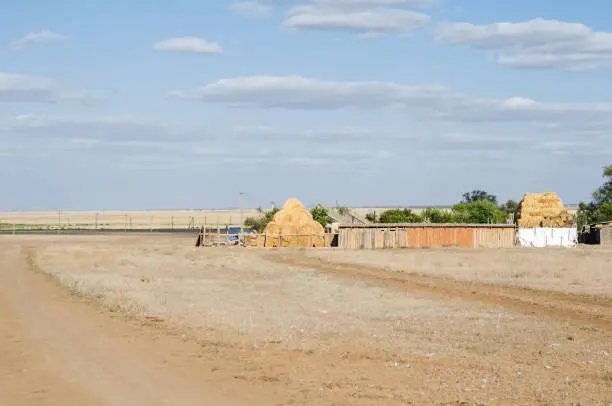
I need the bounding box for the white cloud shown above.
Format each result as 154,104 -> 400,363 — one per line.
170,74 -> 612,129
1,115 -> 400,172
231,124 -> 395,140
153,37 -> 223,54
284,0 -> 430,35
0,72 -> 101,104
0,73 -> 57,102
10,29 -> 69,50
228,1 -> 272,17
435,18 -> 612,70
170,75 -> 449,109
439,132 -> 528,149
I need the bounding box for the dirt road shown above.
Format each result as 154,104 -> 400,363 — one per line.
2,237 -> 611,405
0,243 -> 261,406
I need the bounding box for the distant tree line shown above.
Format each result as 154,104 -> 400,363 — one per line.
365,190 -> 516,225
243,164 -> 611,230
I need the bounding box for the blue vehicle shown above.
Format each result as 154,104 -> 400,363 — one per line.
225,227 -> 255,245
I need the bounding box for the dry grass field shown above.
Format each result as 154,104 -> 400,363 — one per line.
1,234 -> 610,405
0,209 -> 261,229
0,206 -> 580,230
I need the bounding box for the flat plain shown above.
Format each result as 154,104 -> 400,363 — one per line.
0,206 -> 581,230
1,234 -> 610,405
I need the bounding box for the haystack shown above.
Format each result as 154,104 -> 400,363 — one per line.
515,192 -> 573,228
263,198 -> 326,247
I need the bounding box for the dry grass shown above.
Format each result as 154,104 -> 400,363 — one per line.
8,234 -> 612,404
0,209 -> 261,229
303,247 -> 612,296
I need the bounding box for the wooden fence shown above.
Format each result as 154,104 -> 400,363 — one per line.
337,224 -> 517,249
195,231 -> 337,248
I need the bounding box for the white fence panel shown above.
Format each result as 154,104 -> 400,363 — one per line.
517,228 -> 577,248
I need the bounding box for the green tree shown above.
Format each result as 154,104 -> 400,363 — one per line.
452,200 -> 507,224
577,165 -> 612,227
462,190 -> 498,205
365,211 -> 377,222
499,199 -> 519,215
378,208 -> 424,223
311,204 -> 334,228
421,207 -> 454,223
243,207 -> 279,233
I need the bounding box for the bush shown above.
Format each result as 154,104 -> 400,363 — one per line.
378,208 -> 423,223
365,211 -> 377,222
451,200 -> 507,224
243,207 -> 279,233
421,207 -> 454,223
311,204 -> 334,228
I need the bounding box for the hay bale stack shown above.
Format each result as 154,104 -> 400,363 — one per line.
515,192 -> 573,228
263,198 -> 326,247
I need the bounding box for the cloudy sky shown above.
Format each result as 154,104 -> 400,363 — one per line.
1,0 -> 610,210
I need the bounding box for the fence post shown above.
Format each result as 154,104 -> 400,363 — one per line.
95,212 -> 99,230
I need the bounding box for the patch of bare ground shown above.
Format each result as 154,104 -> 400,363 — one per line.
4,235 -> 612,404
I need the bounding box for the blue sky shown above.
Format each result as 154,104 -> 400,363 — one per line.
1,0 -> 610,210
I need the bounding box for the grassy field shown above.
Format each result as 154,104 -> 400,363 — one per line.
5,234 -> 610,405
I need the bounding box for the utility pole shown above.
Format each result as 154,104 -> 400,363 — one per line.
239,192 -> 245,242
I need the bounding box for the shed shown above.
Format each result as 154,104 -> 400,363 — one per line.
584,221 -> 612,246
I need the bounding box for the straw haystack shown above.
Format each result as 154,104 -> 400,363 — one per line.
262,198 -> 326,247
515,192 -> 573,228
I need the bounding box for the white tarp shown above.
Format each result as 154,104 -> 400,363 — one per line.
517,228 -> 577,248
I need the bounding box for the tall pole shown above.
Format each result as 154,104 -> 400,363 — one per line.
239,192 -> 245,242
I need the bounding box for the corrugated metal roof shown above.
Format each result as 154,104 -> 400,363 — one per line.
337,223 -> 516,229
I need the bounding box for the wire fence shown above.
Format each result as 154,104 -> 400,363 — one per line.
0,210 -> 257,233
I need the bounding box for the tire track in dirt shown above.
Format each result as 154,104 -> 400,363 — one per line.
264,253 -> 612,331
0,244 -> 266,406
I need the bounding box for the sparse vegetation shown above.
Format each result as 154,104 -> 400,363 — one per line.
365,211 -> 377,222
578,165 -> 612,227
243,207 -> 280,232
336,206 -> 349,215
375,190 -> 509,224
420,207 -> 454,223
378,208 -> 423,223
310,204 -> 334,228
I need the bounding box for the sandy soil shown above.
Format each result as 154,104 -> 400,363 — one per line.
1,234 -> 611,405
